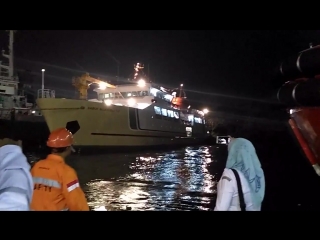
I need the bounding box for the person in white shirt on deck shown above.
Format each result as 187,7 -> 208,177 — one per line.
214,137 -> 265,211
0,138 -> 33,211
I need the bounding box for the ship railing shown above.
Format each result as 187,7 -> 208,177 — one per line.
37,89 -> 55,99
0,107 -> 34,120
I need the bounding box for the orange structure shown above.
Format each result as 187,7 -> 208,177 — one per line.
277,44 -> 320,175
72,73 -> 116,100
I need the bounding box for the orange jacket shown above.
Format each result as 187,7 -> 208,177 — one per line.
30,154 -> 89,211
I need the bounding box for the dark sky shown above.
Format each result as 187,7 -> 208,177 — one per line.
1,30 -> 320,112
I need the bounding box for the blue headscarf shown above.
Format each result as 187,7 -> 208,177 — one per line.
226,138 -> 265,207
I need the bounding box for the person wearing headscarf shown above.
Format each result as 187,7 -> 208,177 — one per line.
214,138 -> 265,211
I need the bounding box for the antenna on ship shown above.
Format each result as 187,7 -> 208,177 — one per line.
179,83 -> 183,97
8,30 -> 15,78
133,62 -> 144,80
133,62 -> 151,83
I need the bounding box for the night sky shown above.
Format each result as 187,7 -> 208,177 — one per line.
1,30 -> 319,116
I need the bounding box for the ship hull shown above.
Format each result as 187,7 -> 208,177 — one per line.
288,107 -> 320,175
36,98 -> 208,152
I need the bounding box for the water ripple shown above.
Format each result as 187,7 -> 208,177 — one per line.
27,145 -> 225,211
82,146 -> 220,211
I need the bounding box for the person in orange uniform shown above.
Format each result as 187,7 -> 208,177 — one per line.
30,128 -> 89,211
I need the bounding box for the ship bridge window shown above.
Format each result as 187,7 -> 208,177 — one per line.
167,110 -> 174,118
120,91 -> 149,98
188,115 -> 194,122
150,87 -> 166,99
99,93 -> 115,100
174,111 -> 179,119
104,93 -> 114,99
154,106 -> 161,115
140,91 -> 149,96
161,108 -> 167,116
119,92 -> 129,98
194,117 -> 203,124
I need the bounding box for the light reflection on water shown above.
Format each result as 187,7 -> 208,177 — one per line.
27,145 -> 225,211
83,146 -> 220,211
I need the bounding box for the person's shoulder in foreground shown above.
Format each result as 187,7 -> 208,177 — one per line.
0,138 -> 33,211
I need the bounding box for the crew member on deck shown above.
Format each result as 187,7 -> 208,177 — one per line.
30,128 -> 89,211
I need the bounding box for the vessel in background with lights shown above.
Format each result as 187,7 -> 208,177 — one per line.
0,30 -> 52,146
36,62 -> 209,152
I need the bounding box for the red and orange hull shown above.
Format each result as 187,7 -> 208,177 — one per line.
288,108 -> 320,175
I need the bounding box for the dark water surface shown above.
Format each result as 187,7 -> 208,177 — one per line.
27,145 -> 224,211
25,124 -> 320,211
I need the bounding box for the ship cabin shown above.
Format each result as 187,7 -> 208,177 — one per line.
0,30 -> 44,118
0,77 -> 30,109
92,80 -> 206,127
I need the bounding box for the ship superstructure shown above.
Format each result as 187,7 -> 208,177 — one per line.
0,30 -> 53,147
37,62 -> 208,151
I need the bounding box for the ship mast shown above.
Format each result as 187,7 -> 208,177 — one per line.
133,62 -> 144,80
0,30 -> 19,95
133,62 -> 152,83
0,30 -> 16,78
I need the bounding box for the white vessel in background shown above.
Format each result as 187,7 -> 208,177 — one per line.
37,63 -> 208,152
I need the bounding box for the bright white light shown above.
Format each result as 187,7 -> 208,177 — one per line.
41,69 -> 45,72
137,103 -> 150,109
203,108 -> 209,114
150,88 -> 159,97
98,82 -> 107,90
289,109 -> 293,114
180,83 -> 183,87
104,99 -> 112,106
93,206 -> 107,211
31,110 -> 35,114
127,98 -> 136,106
137,79 -> 146,87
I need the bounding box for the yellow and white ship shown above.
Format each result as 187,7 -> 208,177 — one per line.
36,63 -> 208,151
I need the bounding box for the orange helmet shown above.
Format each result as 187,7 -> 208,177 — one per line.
47,128 -> 74,148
